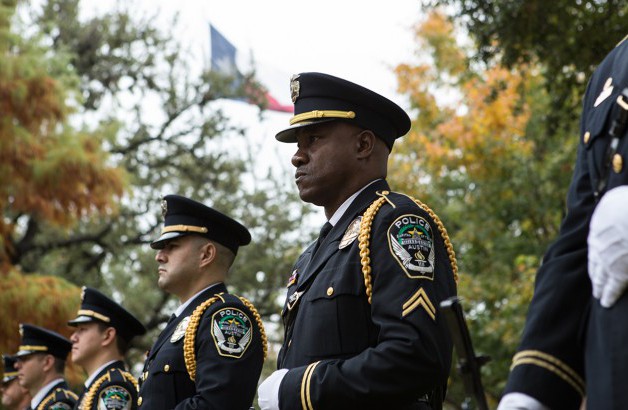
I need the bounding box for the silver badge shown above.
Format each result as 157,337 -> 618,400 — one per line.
290,74 -> 300,103
170,316 -> 190,343
339,217 -> 362,249
161,199 -> 168,218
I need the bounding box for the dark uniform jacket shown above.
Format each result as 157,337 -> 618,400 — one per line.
277,180 -> 458,410
138,283 -> 264,409
75,360 -> 138,410
504,35 -> 628,409
33,380 -> 77,410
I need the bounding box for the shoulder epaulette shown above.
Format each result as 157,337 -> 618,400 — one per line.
81,368 -> 138,410
358,191 -> 459,304
37,387 -> 78,410
183,293 -> 267,380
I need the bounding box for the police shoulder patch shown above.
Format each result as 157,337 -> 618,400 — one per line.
97,385 -> 132,410
49,404 -> 72,410
388,214 -> 435,279
211,307 -> 253,358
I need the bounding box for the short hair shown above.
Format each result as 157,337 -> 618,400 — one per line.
96,323 -> 130,355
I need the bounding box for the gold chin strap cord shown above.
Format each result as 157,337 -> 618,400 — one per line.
358,191 -> 459,304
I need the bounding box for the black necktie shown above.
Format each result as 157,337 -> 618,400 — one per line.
313,222 -> 333,255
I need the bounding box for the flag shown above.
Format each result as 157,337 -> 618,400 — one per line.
209,24 -> 293,113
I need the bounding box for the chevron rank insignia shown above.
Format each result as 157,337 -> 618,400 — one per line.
98,385 -> 132,410
388,214 -> 435,279
402,287 -> 436,320
211,308 -> 253,358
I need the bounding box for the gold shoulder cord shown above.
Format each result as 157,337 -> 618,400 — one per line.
81,369 -> 139,410
358,191 -> 459,304
37,388 -> 79,410
183,294 -> 268,381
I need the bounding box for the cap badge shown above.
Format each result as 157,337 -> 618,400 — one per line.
170,315 -> 190,343
161,199 -> 168,218
80,286 -> 86,301
290,74 -> 300,103
339,217 -> 362,249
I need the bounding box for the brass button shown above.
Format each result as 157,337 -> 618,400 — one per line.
613,154 -> 623,173
327,287 -> 334,296
163,364 -> 170,372
138,396 -> 143,406
583,131 -> 590,144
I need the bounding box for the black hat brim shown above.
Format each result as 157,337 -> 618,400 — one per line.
275,118 -> 337,143
150,231 -> 188,249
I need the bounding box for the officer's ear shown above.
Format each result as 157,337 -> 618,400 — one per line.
355,129 -> 377,159
199,240 -> 217,269
101,326 -> 117,348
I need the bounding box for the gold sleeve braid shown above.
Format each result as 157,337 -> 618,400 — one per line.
358,191 -> 459,304
37,388 -> 78,410
81,369 -> 139,410
183,293 -> 268,381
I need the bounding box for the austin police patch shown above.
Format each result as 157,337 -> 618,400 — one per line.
211,308 -> 253,358
50,404 -> 72,410
388,214 -> 435,279
97,385 -> 132,410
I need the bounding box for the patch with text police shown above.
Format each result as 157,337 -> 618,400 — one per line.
98,386 -> 132,410
211,308 -> 253,358
388,214 -> 435,279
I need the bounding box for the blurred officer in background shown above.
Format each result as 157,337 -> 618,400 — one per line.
258,72 -> 458,410
68,286 -> 146,410
138,194 -> 266,409
14,324 -> 77,410
499,34 -> 628,410
1,354 -> 31,410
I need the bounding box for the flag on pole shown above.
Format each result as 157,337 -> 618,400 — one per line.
209,24 -> 293,113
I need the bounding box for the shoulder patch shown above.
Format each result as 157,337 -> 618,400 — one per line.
49,404 -> 72,410
211,307 -> 253,358
97,385 -> 132,410
388,214 -> 435,279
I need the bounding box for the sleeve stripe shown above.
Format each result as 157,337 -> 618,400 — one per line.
300,361 -> 320,410
511,350 -> 585,396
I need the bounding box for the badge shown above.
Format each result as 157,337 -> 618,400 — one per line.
290,74 -> 300,103
286,269 -> 298,287
98,385 -> 132,410
388,214 -> 435,279
170,316 -> 190,343
211,308 -> 253,358
339,217 -> 362,249
594,77 -> 613,107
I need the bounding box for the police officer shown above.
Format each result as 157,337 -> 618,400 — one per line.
138,194 -> 266,409
14,324 -> 77,410
257,72 -> 458,410
499,34 -> 628,409
1,354 -> 31,410
68,286 -> 146,410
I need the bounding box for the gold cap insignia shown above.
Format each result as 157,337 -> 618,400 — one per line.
80,286 -> 86,301
161,199 -> 168,218
290,74 -> 300,103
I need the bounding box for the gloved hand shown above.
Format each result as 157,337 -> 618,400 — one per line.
258,368 -> 288,410
497,392 -> 551,410
588,185 -> 628,308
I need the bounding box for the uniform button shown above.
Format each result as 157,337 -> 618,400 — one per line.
327,287 -> 334,296
164,364 -> 170,372
138,396 -> 143,406
583,131 -> 590,144
613,154 -> 623,173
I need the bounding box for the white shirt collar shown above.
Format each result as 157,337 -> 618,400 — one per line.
174,282 -> 222,317
31,378 -> 64,409
328,179 -> 381,226
84,360 -> 118,388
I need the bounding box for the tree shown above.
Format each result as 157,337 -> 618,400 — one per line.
2,0 -> 312,373
391,11 -> 577,406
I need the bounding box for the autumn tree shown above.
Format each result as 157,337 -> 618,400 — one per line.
391,11 -> 578,406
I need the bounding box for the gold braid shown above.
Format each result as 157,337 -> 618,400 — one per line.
237,296 -> 268,360
183,295 -> 222,381
358,191 -> 459,304
37,388 -> 78,410
81,369 -> 138,410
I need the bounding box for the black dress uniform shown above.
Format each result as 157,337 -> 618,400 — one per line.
503,34 -> 628,409
67,287 -> 146,410
274,73 -> 458,410
16,324 -> 77,410
138,195 -> 266,409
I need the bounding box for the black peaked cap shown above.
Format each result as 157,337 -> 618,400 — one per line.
275,72 -> 411,149
17,324 -> 71,360
151,194 -> 251,254
2,354 -> 18,383
67,286 -> 146,342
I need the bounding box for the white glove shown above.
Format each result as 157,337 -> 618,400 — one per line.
497,392 -> 551,410
257,369 -> 288,410
588,186 -> 628,308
